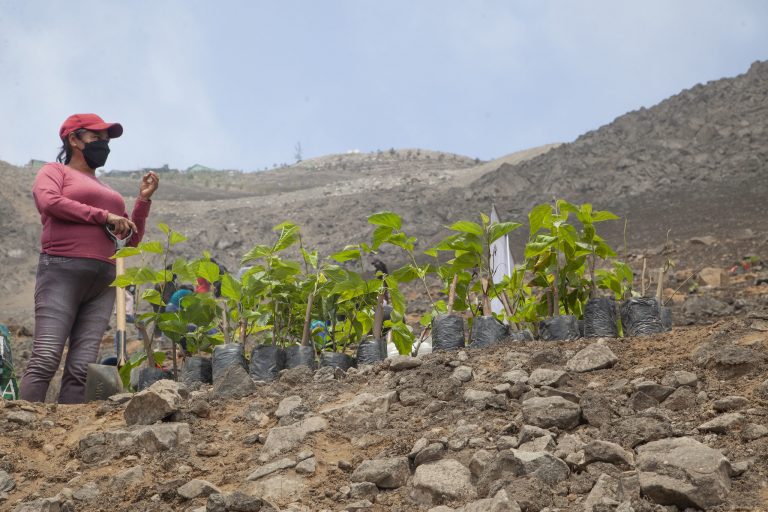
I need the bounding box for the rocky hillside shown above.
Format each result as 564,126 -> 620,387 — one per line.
3,315 -> 768,511
472,60 -> 768,206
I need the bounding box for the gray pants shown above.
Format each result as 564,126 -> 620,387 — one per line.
20,254 -> 116,404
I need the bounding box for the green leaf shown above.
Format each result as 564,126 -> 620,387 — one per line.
528,203 -> 552,235
220,273 -> 242,301
524,235 -> 556,259
138,241 -> 164,254
488,222 -> 522,243
172,258 -> 195,282
448,220 -> 483,236
592,210 -> 620,222
141,288 -> 164,306
556,199 -> 579,217
154,269 -> 174,284
386,232 -> 415,252
331,247 -> 361,263
113,246 -> 141,258
450,251 -> 480,270
112,273 -> 136,288
134,267 -> 159,285
272,222 -> 300,252
386,276 -> 406,314
371,225 -> 393,250
367,211 -> 402,230
270,259 -> 301,280
157,223 -> 170,235
446,233 -> 483,254
152,351 -> 166,365
169,231 -> 187,246
301,248 -> 319,269
389,322 -> 414,355
197,261 -> 220,284
392,264 -> 419,282
241,244 -> 272,263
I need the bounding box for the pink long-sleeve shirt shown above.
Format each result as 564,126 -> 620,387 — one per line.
33,163 -> 151,263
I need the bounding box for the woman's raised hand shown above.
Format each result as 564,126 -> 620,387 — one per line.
139,171 -> 160,200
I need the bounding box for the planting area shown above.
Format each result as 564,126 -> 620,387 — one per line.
2,306 -> 768,511
1,218 -> 768,510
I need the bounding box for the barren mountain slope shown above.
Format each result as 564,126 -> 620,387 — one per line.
1,61 -> 767,329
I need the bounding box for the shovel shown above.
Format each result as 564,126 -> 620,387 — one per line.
84,225 -> 132,401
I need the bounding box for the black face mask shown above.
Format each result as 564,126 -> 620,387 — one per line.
81,139 -> 110,169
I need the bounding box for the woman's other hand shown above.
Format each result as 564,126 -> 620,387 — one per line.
139,171 -> 160,200
106,213 -> 137,237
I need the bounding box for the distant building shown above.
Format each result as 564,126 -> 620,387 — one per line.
26,159 -> 46,170
186,164 -> 215,173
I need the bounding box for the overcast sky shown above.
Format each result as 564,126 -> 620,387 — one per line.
0,1 -> 765,171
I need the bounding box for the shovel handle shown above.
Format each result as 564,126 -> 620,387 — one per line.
115,257 -> 127,367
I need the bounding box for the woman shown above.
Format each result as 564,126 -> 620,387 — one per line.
20,113 -> 159,404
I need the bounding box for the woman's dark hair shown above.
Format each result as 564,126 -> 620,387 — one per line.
56,129 -> 85,164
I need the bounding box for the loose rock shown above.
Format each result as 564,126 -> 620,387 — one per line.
124,380 -> 183,426
713,395 -> 748,412
522,396 -> 581,430
178,479 -> 220,500
411,459 -> 477,505
389,355 -> 422,371
0,470 -> 15,492
351,457 -> 410,489
258,416 -> 327,462
565,344 -> 618,373
528,369 -> 570,388
275,395 -> 303,418
636,436 -> 732,508
661,370 -> 698,388
697,413 -> 745,434
452,366 -> 473,383
584,440 -> 635,467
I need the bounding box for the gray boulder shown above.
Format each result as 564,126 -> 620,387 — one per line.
636,436 -> 732,508
411,459 -> 477,505
0,470 -> 15,492
528,369 -> 570,388
389,355 -> 422,371
351,457 -> 410,489
177,479 -> 220,500
584,440 -> 635,467
458,489 -> 521,512
566,344 -> 618,372
660,370 -> 698,388
275,395 -> 303,418
692,342 -> 764,379
477,449 -> 569,496
258,416 -> 327,462
712,395 -> 748,412
697,413 -> 745,434
522,396 -> 581,430
124,379 -> 182,425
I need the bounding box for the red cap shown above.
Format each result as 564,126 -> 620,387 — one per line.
59,113 -> 123,140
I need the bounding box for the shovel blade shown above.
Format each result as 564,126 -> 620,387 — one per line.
85,363 -> 123,402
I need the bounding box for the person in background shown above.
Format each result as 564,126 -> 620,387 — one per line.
166,285 -> 194,313
20,113 -> 159,404
125,285 -> 136,324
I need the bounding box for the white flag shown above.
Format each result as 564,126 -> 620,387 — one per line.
489,204 -> 514,315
